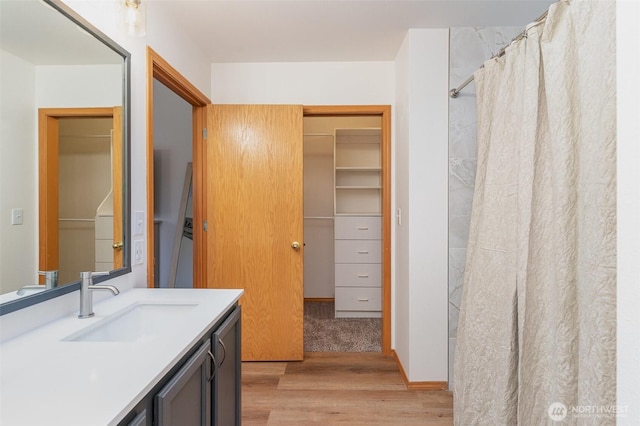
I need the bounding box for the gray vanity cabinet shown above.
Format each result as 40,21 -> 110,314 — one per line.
211,305 -> 241,426
155,340 -> 212,426
119,303 -> 241,426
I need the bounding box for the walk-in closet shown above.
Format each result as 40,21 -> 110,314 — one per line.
303,115 -> 383,352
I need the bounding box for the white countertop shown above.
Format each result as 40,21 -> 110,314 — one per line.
0,288 -> 242,426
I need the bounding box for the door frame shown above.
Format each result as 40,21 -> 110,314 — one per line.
38,107 -> 123,280
146,47 -> 210,288
303,105 -> 392,356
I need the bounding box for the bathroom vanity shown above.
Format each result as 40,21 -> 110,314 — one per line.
0,288 -> 243,426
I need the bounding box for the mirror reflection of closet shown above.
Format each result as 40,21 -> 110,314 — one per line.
58,117 -> 114,284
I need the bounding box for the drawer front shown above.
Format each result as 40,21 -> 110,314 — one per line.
334,216 -> 381,240
335,240 -> 381,264
335,287 -> 381,311
335,264 -> 381,287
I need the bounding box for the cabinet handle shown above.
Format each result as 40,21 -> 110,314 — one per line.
218,338 -> 227,366
357,274 -> 369,278
357,250 -> 369,254
357,298 -> 370,302
357,226 -> 369,230
207,350 -> 218,382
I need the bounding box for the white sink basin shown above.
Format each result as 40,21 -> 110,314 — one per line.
63,301 -> 199,343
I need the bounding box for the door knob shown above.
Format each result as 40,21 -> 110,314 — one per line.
112,242 -> 124,250
291,241 -> 301,250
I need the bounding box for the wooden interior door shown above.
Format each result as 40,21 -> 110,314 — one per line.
206,104 -> 304,361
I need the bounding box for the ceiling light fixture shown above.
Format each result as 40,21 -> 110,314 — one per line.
123,0 -> 146,37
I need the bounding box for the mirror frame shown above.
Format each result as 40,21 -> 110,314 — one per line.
0,0 -> 131,316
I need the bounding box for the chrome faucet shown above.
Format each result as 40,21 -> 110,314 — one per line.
78,271 -> 120,319
37,270 -> 58,289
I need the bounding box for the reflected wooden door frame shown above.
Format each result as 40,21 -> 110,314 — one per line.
38,107 -> 123,282
145,47 -> 210,288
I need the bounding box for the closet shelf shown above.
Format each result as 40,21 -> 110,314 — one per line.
335,140 -> 380,145
335,128 -> 381,136
335,213 -> 381,217
336,186 -> 381,190
335,167 -> 381,171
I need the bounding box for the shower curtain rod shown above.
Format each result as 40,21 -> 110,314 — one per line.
449,10 -> 549,98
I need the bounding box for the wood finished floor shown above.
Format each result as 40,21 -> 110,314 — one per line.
242,352 -> 453,425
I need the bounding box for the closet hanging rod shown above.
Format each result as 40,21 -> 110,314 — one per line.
59,134 -> 112,138
304,216 -> 334,220
59,218 -> 95,222
449,9 -> 549,98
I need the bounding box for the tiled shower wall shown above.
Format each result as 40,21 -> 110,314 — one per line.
448,27 -> 522,388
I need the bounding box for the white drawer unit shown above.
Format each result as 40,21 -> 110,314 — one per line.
335,264 -> 381,287
335,287 -> 382,314
334,216 -> 381,240
334,240 -> 381,264
334,213 -> 382,318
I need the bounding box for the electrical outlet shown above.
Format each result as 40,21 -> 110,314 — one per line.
134,240 -> 144,265
134,211 -> 144,236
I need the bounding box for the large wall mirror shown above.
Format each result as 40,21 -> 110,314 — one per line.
0,0 -> 131,314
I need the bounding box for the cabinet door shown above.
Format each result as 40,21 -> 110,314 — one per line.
212,306 -> 242,426
127,410 -> 147,426
155,340 -> 212,426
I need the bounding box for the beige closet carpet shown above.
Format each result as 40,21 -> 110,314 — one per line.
304,302 -> 381,352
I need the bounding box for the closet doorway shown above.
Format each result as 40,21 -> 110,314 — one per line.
38,107 -> 123,285
303,106 -> 391,355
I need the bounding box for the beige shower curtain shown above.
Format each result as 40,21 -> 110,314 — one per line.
454,1 -> 616,425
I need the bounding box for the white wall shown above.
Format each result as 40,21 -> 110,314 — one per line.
393,33 -> 411,373
152,79 -> 193,288
393,29 -> 449,382
59,0 -> 213,292
211,61 -> 394,105
617,0 -> 640,423
0,50 -> 37,294
35,64 -> 121,108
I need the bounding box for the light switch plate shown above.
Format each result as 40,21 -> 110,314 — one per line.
134,211 -> 144,236
11,209 -> 23,225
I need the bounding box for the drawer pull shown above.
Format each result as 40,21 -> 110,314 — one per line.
357,298 -> 370,302
357,250 -> 369,254
357,226 -> 369,230
357,274 -> 369,278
